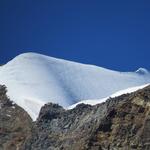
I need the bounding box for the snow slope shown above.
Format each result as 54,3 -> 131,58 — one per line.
68,83 -> 150,109
0,52 -> 150,120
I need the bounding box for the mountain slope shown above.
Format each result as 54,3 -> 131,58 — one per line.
0,85 -> 32,150
68,83 -> 150,109
0,52 -> 150,120
23,85 -> 150,150
1,84 -> 150,150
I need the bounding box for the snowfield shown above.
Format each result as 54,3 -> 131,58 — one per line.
68,83 -> 150,109
0,52 -> 149,120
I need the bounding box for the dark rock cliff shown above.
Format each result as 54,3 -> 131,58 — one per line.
0,85 -> 32,150
0,85 -> 150,150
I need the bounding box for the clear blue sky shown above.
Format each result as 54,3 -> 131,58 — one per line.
0,0 -> 150,71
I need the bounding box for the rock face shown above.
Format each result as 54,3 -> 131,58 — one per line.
0,84 -> 150,150
23,86 -> 150,150
0,85 -> 32,150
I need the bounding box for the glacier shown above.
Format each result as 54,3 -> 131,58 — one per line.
0,52 -> 149,120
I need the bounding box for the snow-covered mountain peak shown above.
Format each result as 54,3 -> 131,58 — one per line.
0,52 -> 150,120
10,52 -> 84,66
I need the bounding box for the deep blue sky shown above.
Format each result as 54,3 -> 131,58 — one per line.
0,0 -> 150,71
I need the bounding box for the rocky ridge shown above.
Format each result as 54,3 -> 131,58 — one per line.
0,85 -> 32,150
0,85 -> 150,150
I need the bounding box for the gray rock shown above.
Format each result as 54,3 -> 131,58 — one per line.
0,84 -> 150,150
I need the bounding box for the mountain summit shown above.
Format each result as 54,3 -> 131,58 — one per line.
0,52 -> 150,120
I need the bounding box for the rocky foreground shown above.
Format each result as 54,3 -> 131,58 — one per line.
0,85 -> 150,150
0,85 -> 32,150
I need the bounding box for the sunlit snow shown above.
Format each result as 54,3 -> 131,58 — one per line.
0,52 -> 149,120
68,83 -> 150,109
